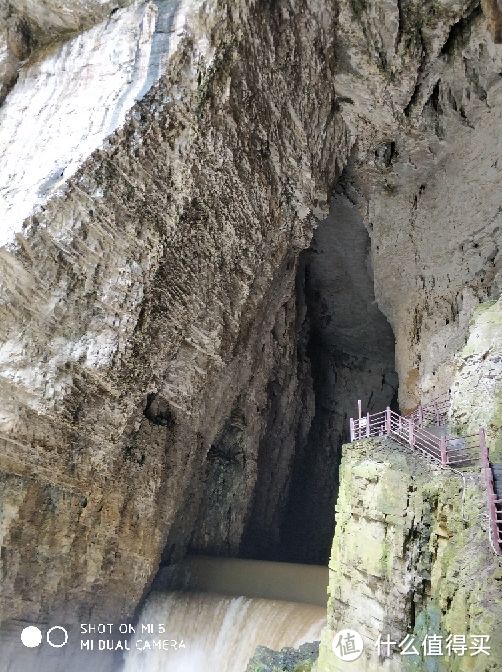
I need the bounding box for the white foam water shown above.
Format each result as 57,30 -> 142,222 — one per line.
123,590 -> 326,672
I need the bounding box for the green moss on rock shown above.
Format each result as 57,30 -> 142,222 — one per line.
317,437 -> 502,672
246,642 -> 319,672
451,299 -> 502,460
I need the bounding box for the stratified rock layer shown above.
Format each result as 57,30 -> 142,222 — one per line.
0,0 -> 341,633
0,0 -> 502,666
0,0 -> 189,241
0,1 -> 136,101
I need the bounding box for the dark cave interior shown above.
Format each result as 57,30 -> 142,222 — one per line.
177,187 -> 399,569
277,186 -> 399,563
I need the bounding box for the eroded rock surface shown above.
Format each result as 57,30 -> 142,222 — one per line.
451,298 -> 502,458
0,0 -> 340,636
317,438 -> 502,672
0,0 -> 136,101
333,0 -> 502,411
0,0 -> 501,667
0,0 -> 188,241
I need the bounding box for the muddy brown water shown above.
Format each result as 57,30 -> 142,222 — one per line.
123,556 -> 328,672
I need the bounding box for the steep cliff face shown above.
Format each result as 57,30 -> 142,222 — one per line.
0,0 -> 342,633
0,1 -> 136,102
189,261 -> 315,560
333,0 -> 502,411
317,438 -> 502,672
0,0 -> 190,240
1,0 -> 502,664
450,299 -> 502,458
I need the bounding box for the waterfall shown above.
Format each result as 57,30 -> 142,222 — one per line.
122,557 -> 327,672
123,592 -> 325,672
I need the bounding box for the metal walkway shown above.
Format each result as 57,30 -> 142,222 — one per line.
349,394 -> 502,555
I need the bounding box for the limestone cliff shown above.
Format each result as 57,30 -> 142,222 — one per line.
0,1 -> 136,102
333,0 -> 502,412
0,0 -> 501,667
0,0 -> 340,634
317,438 -> 502,672
451,299 -> 502,458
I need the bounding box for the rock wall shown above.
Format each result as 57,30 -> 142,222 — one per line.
317,438 -> 502,672
0,0 -> 343,637
189,258 -> 315,560
450,299 -> 502,459
0,1 -> 136,102
247,642 -> 318,672
0,0 -> 190,241
1,0 -> 502,667
333,0 -> 502,411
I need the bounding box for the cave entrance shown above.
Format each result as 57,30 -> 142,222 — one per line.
278,185 -> 399,563
179,185 -> 399,569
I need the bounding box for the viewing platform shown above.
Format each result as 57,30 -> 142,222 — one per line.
350,394 -> 502,555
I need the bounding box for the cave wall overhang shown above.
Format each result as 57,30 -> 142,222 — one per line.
0,0 -> 342,624
0,0 -> 501,632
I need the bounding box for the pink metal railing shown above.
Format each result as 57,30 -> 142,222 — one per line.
350,407 -> 477,467
480,429 -> 502,554
406,391 -> 450,428
349,397 -> 501,555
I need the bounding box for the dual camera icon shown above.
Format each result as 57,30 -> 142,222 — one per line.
21,625 -> 68,648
